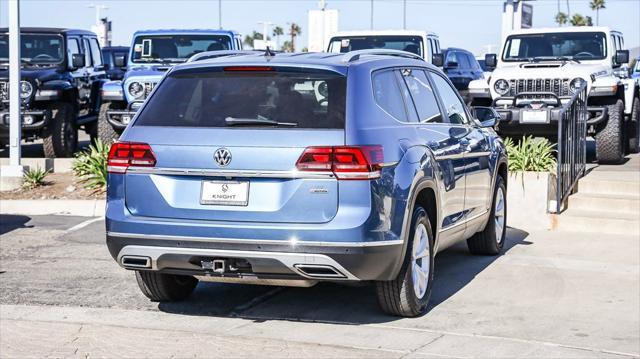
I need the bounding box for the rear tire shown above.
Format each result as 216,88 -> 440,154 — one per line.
595,99 -> 625,164
467,175 -> 506,255
42,102 -> 78,158
98,102 -> 122,144
376,207 -> 434,317
135,271 -> 198,302
626,96 -> 639,154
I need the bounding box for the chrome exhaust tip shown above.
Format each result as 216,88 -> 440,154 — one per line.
294,264 -> 346,279
121,255 -> 151,269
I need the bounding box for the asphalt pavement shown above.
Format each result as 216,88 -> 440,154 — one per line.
0,214 -> 638,357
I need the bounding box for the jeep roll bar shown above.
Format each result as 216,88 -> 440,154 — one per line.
187,50 -> 262,63
341,49 -> 424,63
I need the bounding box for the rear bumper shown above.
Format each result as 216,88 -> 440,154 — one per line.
107,232 -> 404,282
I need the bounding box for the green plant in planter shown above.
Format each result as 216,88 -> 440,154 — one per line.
73,139 -> 109,190
504,136 -> 556,173
23,167 -> 50,188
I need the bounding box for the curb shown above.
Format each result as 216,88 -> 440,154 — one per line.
0,199 -> 105,217
0,158 -> 74,173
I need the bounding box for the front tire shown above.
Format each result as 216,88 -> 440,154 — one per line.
467,175 -> 506,255
135,271 -> 198,302
595,99 -> 625,164
98,102 -> 123,144
376,207 -> 434,317
626,96 -> 640,154
42,102 -> 78,158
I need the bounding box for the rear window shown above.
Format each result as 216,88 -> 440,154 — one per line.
134,69 -> 346,129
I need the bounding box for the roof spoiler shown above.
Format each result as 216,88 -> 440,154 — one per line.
342,49 -> 424,63
187,50 -> 262,63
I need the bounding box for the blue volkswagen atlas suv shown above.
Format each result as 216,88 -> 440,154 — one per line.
105,49 -> 508,317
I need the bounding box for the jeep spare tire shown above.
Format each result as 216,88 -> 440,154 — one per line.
98,102 -> 123,144
595,99 -> 625,164
43,102 -> 78,158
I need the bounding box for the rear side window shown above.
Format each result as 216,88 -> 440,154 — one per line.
89,38 -> 102,66
135,69 -> 346,129
400,70 -> 442,123
372,70 -> 408,122
457,52 -> 470,69
83,38 -> 92,67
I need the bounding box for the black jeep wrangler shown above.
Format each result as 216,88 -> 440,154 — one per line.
0,28 -> 106,157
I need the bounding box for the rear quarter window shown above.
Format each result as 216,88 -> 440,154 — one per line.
134,69 -> 346,129
372,70 -> 408,122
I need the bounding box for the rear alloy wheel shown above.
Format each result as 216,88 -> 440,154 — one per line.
595,99 -> 625,163
135,271 -> 198,302
467,175 -> 506,255
626,96 -> 640,154
376,207 -> 434,317
42,102 -> 78,158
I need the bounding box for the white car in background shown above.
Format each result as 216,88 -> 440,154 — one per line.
327,30 -> 442,65
469,26 -> 639,163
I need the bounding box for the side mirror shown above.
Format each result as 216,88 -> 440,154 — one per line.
114,54 -> 126,68
472,106 -> 500,128
432,53 -> 444,67
485,53 -> 497,69
71,54 -> 85,69
615,50 -> 629,65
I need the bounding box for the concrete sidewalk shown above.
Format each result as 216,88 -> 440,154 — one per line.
0,216 -> 638,358
1,304 -> 635,358
0,199 -> 105,217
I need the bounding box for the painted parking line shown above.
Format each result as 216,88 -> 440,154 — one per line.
66,217 -> 103,233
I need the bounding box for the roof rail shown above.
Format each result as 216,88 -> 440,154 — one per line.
342,49 -> 424,63
187,50 -> 261,63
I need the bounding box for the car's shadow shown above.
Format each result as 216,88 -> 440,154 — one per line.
0,214 -> 33,235
158,228 -> 530,324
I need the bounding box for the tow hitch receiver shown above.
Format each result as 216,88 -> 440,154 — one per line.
201,259 -> 226,274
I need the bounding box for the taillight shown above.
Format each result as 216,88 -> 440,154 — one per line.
296,146 -> 383,180
107,142 -> 156,174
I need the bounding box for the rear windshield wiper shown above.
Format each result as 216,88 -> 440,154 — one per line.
225,116 -> 297,127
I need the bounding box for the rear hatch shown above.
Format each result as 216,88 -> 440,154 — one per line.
120,65 -> 347,224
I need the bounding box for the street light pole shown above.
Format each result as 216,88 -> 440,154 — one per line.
218,0 -> 222,29
1,0 -> 25,191
258,21 -> 273,43
403,0 -> 407,30
370,0 -> 374,30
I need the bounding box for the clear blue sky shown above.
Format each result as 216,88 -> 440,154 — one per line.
1,0 -> 639,55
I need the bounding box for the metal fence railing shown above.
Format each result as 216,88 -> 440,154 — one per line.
553,82 -> 588,213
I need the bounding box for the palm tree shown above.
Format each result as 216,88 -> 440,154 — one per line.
243,31 -> 263,49
555,12 -> 568,26
272,26 -> 284,49
590,0 -> 606,25
287,23 -> 302,52
570,14 -> 591,26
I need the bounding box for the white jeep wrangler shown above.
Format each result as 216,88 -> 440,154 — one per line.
469,27 -> 639,163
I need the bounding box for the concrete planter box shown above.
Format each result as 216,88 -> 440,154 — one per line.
507,171 -> 555,231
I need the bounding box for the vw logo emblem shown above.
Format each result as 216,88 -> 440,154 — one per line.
214,148 -> 232,167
